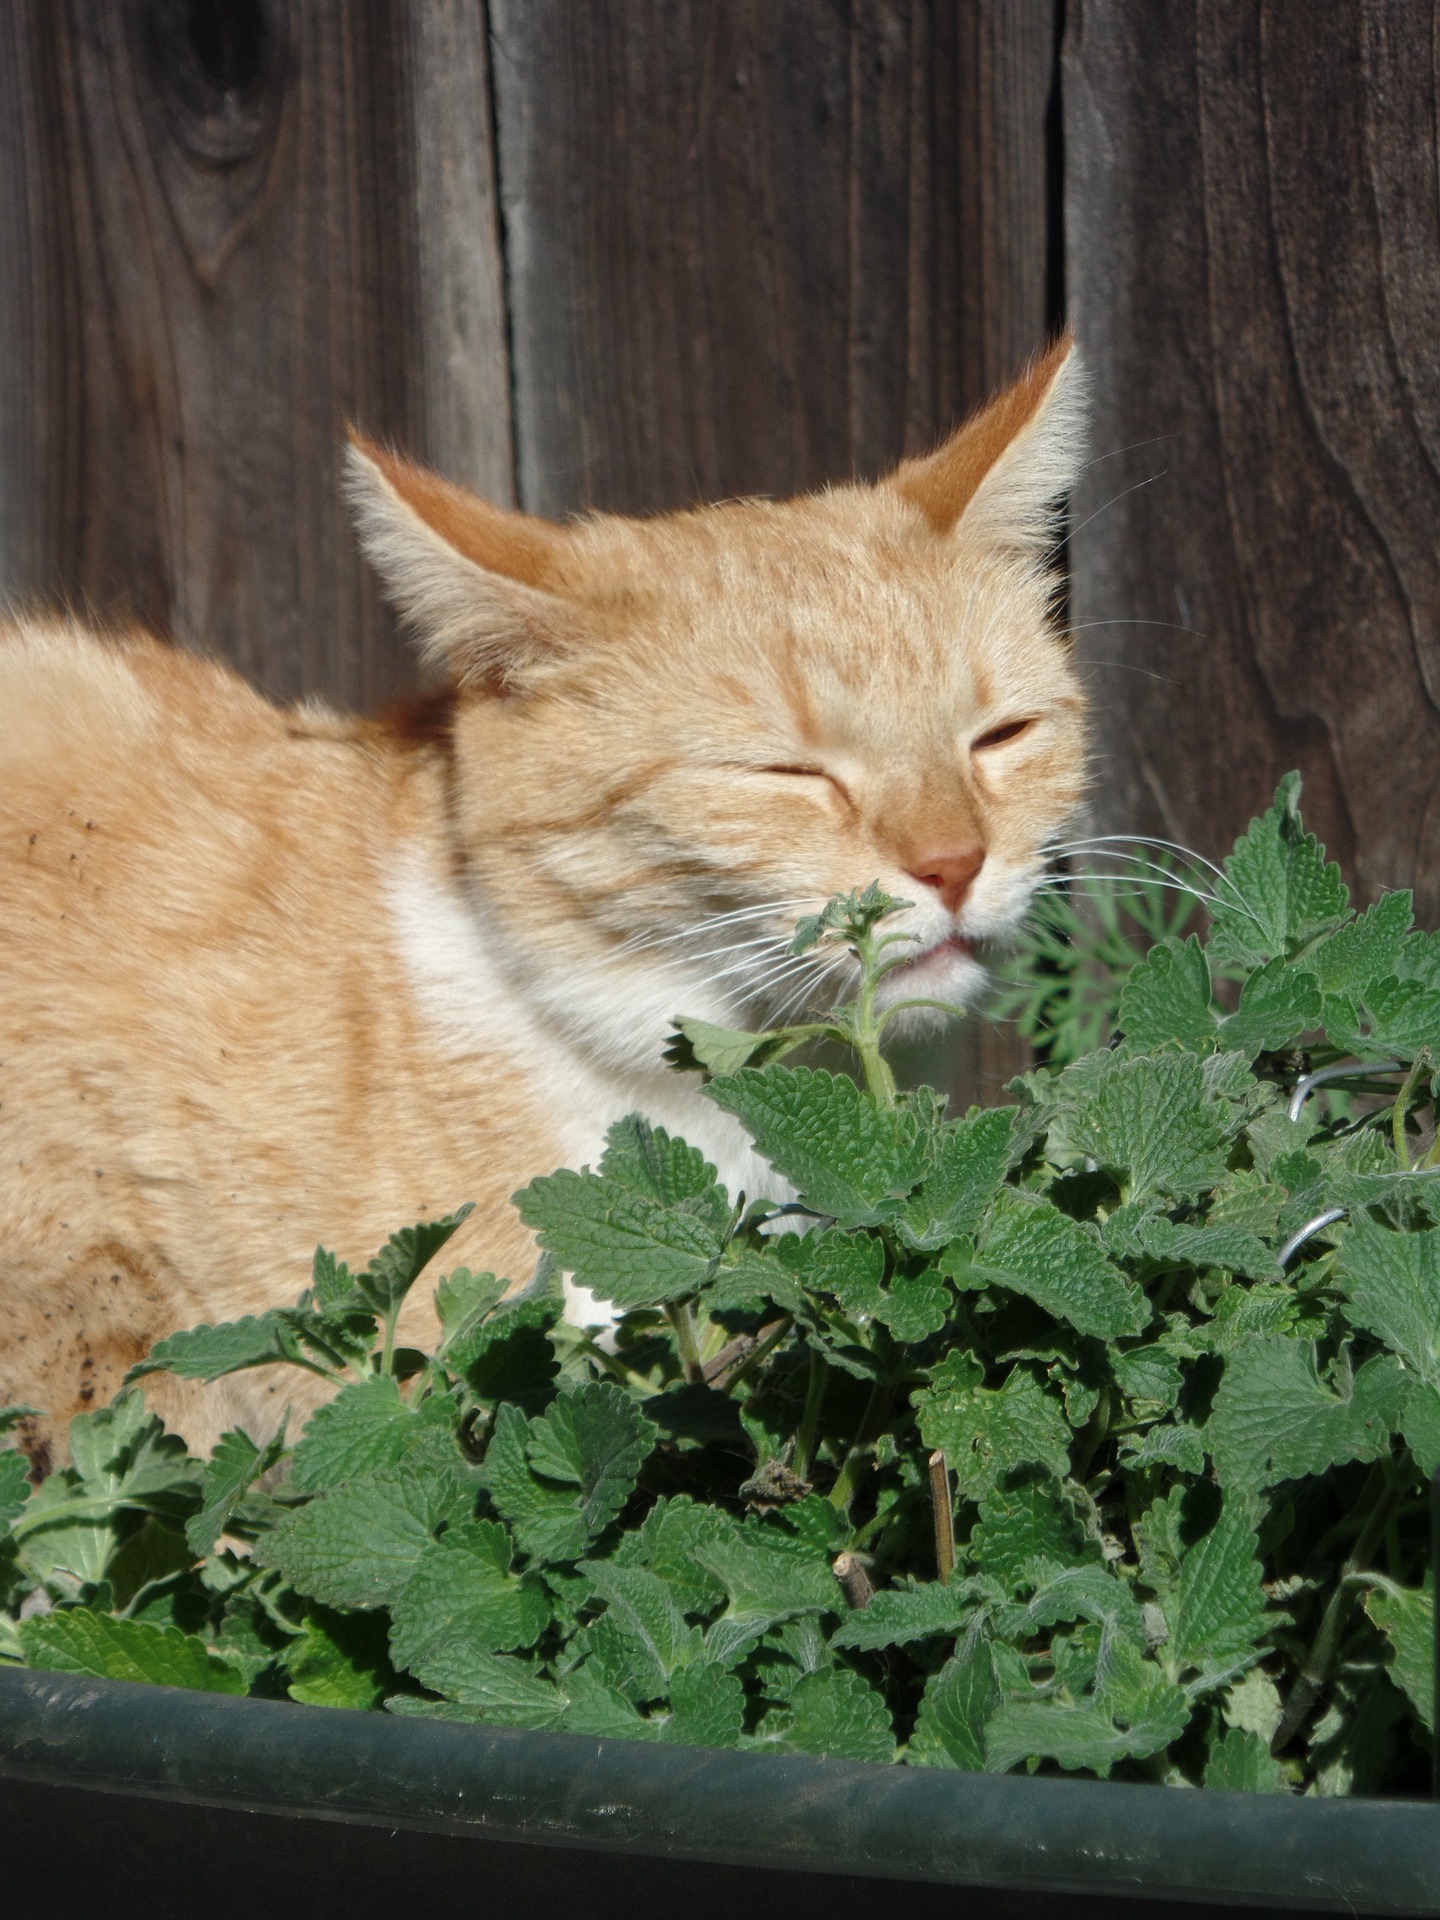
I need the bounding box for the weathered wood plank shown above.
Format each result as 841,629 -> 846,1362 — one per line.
1065,0 -> 1440,919
0,0 -> 511,709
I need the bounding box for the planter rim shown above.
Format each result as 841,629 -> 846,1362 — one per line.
0,1669 -> 1437,1912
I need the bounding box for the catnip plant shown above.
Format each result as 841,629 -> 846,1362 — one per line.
2,774 -> 1439,1794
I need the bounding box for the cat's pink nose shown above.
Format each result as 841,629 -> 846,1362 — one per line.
906,848 -> 985,915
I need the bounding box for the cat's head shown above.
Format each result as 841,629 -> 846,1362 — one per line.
348,337 -> 1088,1069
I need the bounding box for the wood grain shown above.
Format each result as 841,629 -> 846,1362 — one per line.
1065,0 -> 1440,920
0,0 -> 511,709
485,1 -> 1058,1101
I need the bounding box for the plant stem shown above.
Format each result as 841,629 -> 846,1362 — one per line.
713,1316 -> 793,1393
832,1551 -> 875,1610
792,1345 -> 829,1481
664,1302 -> 705,1387
929,1449 -> 955,1585
1391,1053 -> 1429,1171
1272,1457 -> 1404,1752
828,1375 -> 897,1511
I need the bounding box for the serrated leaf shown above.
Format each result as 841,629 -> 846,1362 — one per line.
1054,1051 -> 1229,1206
831,1581 -> 984,1651
1311,891 -> 1412,996
874,1267 -> 951,1341
1209,773 -> 1349,968
1219,959 -> 1322,1057
388,1521 -> 550,1691
1167,1500 -> 1270,1690
21,1609 -> 243,1694
409,1650 -> 567,1726
1336,1219 -> 1440,1394
705,1066 -> 928,1226
283,1607 -> 391,1710
1204,1725 -> 1287,1792
0,1450 -> 30,1535
659,1662 -> 746,1747
697,1529 -> 838,1665
749,1667 -> 894,1764
665,1017 -> 791,1077
956,1191 -> 1147,1340
1362,1577 -> 1433,1732
480,1388 -> 656,1564
1205,1339 -> 1401,1490
516,1168 -> 726,1309
583,1563 -> 704,1696
187,1424 -> 287,1557
897,1109 -> 1017,1251
357,1208 -> 473,1316
969,1473 -> 1086,1590
985,1643 -> 1189,1777
434,1268 -> 508,1349
1361,976 -> 1440,1057
1002,1560 -> 1146,1650
621,1495 -> 733,1614
254,1466 -> 444,1609
1101,1207 -> 1278,1282
1118,1423 -> 1207,1475
291,1376 -> 414,1493
130,1315 -> 296,1383
913,1353 -> 1072,1500
1111,1345 -> 1183,1410
600,1114 -> 730,1222
1117,936 -> 1217,1051
908,1642 -> 998,1770
773,1227 -> 885,1317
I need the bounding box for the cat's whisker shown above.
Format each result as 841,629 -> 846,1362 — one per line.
615,898 -> 816,958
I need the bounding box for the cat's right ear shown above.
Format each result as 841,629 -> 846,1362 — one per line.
345,433 -> 578,686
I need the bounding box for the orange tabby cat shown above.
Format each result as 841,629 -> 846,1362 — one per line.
0,337 -> 1087,1469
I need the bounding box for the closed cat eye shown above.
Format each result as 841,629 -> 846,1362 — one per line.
759,764 -> 854,806
971,718 -> 1036,751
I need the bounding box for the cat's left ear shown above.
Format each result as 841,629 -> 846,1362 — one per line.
344,432 -> 583,685
888,333 -> 1087,558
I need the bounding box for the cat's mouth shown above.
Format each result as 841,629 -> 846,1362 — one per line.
893,931 -> 975,974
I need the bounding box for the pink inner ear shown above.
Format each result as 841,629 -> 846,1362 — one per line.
349,430 -> 566,589
889,333 -> 1073,534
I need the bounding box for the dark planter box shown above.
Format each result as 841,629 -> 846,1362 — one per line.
0,1667 -> 1436,1919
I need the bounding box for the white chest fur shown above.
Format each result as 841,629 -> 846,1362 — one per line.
383,852 -> 787,1321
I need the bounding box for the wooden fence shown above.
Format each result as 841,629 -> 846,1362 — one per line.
2,1 -> 1437,1084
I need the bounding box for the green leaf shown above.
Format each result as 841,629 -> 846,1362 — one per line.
1310,891 -> 1412,996
913,1354 -> 1072,1501
749,1667 -> 895,1764
1101,1207 -> 1278,1282
1203,1726 -> 1287,1792
665,1017 -> 793,1077
1219,959 -> 1322,1057
357,1208 -> 473,1317
1167,1499 -> 1270,1689
1362,1577 -> 1433,1732
705,1066 -> 928,1226
480,1387 -> 657,1564
401,1651 -> 566,1727
956,1191 -> 1147,1340
873,1268 -> 951,1342
388,1521 -> 550,1689
659,1662 -> 746,1748
1335,1219 -> 1440,1392
696,1529 -> 838,1665
187,1424 -> 287,1556
254,1466 -> 445,1609
897,1109 -> 1017,1251
969,1473 -> 1086,1590
0,1450 -> 30,1535
599,1115 -> 732,1224
291,1376 -> 415,1493
130,1315 -> 297,1383
620,1495 -> 732,1614
1117,936 -> 1217,1051
1205,1340 -> 1402,1491
908,1642 -> 999,1770
283,1607 -> 391,1710
516,1168 -> 726,1310
778,1228 -> 885,1317
1209,773 -> 1349,968
1118,1424 -> 1207,1476
1111,1345 -> 1183,1411
434,1268 -> 508,1353
985,1643 -> 1189,1777
831,1581 -> 983,1652
21,1610 -> 243,1695
583,1563 -> 704,1696
453,1294 -> 560,1406
1052,1051 -> 1228,1206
